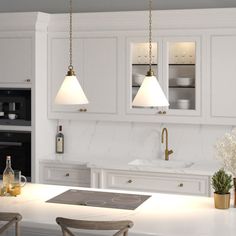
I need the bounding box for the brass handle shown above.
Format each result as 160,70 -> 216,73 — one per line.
65,173 -> 70,177
178,183 -> 183,187
79,108 -> 87,112
127,179 -> 133,183
158,111 -> 167,115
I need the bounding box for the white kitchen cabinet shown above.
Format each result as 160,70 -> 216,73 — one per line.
39,161 -> 91,187
91,168 -> 210,196
0,34 -> 32,84
127,36 -> 201,118
49,35 -> 118,118
209,33 -> 236,124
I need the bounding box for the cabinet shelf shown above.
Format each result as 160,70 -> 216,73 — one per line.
169,86 -> 195,88
169,64 -> 195,66
132,64 -> 158,66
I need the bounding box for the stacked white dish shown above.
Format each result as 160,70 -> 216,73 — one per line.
176,99 -> 190,109
176,77 -> 194,87
132,73 -> 145,86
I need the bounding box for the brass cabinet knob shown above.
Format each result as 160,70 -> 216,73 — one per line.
158,111 -> 167,115
127,179 -> 133,183
65,173 -> 70,177
79,108 -> 87,112
178,183 -> 183,187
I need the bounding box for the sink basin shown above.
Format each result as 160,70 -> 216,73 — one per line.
128,159 -> 193,169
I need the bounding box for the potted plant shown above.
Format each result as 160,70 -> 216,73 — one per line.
212,168 -> 233,209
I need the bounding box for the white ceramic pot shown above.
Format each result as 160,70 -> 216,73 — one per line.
176,99 -> 190,109
176,77 -> 194,87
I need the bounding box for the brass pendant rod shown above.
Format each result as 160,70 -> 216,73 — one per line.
69,0 -> 73,70
148,0 -> 152,72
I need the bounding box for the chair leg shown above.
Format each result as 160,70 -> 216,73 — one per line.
15,222 -> 20,236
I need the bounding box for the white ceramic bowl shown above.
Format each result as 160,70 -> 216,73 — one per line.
8,114 -> 17,120
132,73 -> 145,86
176,99 -> 190,109
176,77 -> 194,87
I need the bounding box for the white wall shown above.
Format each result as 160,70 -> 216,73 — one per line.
48,120 -> 232,164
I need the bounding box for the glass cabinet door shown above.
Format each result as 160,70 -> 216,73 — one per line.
127,38 -> 164,114
127,37 -> 201,116
164,38 -> 201,116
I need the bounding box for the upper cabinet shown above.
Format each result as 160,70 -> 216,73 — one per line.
127,36 -> 201,118
208,32 -> 236,124
47,9 -> 236,125
48,34 -> 118,118
0,34 -> 32,84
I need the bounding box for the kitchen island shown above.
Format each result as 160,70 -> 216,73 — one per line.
0,183 -> 235,236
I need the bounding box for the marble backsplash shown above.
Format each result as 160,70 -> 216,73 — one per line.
51,120 -> 233,164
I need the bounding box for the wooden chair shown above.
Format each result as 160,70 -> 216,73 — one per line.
56,217 -> 133,236
0,212 -> 22,236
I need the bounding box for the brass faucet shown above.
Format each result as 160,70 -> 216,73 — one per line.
161,128 -> 173,161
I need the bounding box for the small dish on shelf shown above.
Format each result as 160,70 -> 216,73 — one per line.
176,99 -> 190,109
176,77 -> 194,87
132,73 -> 145,86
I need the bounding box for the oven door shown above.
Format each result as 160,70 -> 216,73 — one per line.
0,131 -> 31,181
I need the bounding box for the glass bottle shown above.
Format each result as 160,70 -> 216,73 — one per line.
56,125 -> 64,154
3,156 -> 14,193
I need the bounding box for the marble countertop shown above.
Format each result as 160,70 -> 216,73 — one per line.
41,155 -> 220,176
0,183 -> 235,236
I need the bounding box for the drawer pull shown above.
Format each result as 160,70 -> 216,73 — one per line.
127,179 -> 133,184
65,173 -> 70,177
79,108 -> 87,112
158,111 -> 167,115
178,183 -> 184,187
25,79 -> 31,82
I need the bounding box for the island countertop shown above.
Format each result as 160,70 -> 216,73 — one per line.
0,183 -> 235,236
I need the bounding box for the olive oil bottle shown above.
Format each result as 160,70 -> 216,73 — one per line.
3,156 -> 14,193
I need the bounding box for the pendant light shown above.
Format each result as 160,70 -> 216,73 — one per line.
132,0 -> 169,107
55,0 -> 89,105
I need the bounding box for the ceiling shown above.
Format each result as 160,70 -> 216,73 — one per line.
0,0 -> 236,13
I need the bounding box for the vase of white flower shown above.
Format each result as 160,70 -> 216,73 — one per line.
216,130 -> 236,208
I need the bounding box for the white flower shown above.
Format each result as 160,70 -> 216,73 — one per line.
215,130 -> 236,176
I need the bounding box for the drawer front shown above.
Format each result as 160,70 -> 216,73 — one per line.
105,171 -> 209,196
42,165 -> 90,187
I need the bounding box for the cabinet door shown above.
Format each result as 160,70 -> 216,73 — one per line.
126,36 -> 201,118
49,36 -> 117,115
50,36 -> 84,112
210,35 -> 236,120
0,37 -> 32,84
126,37 -> 164,115
81,38 -> 117,114
163,37 -> 201,116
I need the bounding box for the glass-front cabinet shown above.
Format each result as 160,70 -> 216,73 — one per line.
127,38 -> 163,115
127,36 -> 201,117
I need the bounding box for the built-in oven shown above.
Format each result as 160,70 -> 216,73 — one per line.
0,88 -> 31,126
0,131 -> 31,181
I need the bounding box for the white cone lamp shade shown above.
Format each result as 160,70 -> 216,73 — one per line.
132,75 -> 169,107
55,75 -> 89,105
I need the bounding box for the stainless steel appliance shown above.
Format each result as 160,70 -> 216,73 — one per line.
0,131 -> 31,181
0,88 -> 31,126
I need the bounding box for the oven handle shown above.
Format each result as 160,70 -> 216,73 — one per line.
0,141 -> 22,146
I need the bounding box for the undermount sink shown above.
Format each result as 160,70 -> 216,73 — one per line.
128,159 -> 193,169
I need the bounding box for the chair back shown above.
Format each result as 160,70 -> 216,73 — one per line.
56,217 -> 133,236
0,212 -> 22,236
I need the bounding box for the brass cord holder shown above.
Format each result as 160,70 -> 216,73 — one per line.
66,67 -> 76,76
146,69 -> 154,77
